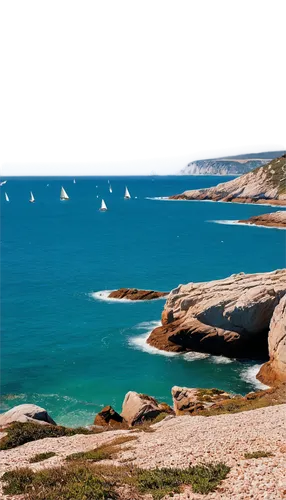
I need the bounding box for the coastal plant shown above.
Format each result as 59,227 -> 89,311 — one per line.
29,451 -> 56,463
244,450 -> 274,459
67,435 -> 137,462
0,421 -> 99,450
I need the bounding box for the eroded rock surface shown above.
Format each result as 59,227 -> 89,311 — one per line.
0,404 -> 56,427
170,155 -> 286,205
94,405 -> 126,428
108,288 -> 168,301
239,211 -> 286,228
147,270 -> 286,359
172,386 -> 232,415
258,295 -> 286,385
121,391 -> 169,426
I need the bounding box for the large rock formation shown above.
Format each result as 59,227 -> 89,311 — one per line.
121,392 -> 172,426
147,270 -> 286,359
172,155 -> 286,205
171,386 -> 232,415
239,211 -> 286,229
0,404 -> 56,427
94,405 -> 126,428
258,295 -> 286,385
108,288 -> 168,301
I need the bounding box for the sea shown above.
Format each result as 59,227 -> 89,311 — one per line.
1,175 -> 285,426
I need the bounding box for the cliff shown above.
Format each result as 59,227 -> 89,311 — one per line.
181,159 -> 268,176
147,270 -> 286,361
172,155 -> 286,205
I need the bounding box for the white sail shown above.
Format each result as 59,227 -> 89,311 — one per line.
124,186 -> 131,199
60,186 -> 69,200
29,191 -> 35,203
109,185 -> 112,193
73,179 -> 76,184
100,199 -> 107,211
0,180 -> 7,186
5,192 -> 9,202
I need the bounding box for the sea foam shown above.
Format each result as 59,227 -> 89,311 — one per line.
209,220 -> 286,230
240,364 -> 269,390
210,355 -> 234,364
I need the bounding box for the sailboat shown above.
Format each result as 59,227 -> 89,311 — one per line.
0,180 -> 7,186
124,186 -> 131,199
29,191 -> 35,203
60,186 -> 69,200
73,179 -> 76,184
109,184 -> 112,193
99,199 -> 107,211
5,192 -> 9,202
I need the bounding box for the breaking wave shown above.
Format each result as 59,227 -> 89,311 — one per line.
210,355 -> 234,364
240,364 -> 269,390
209,220 -> 286,230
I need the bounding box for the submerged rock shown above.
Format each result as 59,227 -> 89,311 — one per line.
171,386 -> 232,415
94,405 -> 127,428
121,391 -> 169,426
0,404 -> 56,427
108,288 -> 168,301
147,270 -> 286,359
258,295 -> 286,385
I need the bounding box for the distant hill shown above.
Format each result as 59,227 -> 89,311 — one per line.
180,159 -> 266,176
171,155 -> 286,205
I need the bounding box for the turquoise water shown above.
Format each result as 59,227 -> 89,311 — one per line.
1,176 -> 285,426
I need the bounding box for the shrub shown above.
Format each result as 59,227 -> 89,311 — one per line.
244,450 -> 274,459
0,422 -> 98,450
67,435 -> 137,462
29,451 -> 57,463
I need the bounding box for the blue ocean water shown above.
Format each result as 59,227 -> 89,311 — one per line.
1,176 -> 285,426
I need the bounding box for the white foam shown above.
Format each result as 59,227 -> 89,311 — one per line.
210,355 -> 234,364
209,220 -> 286,230
240,364 -> 269,389
135,320 -> 162,330
183,352 -> 210,361
145,196 -> 170,201
90,291 -> 167,303
128,332 -> 179,357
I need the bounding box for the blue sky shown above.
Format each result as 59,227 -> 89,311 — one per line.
0,145 -> 285,178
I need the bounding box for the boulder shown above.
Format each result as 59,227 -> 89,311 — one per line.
121,392 -> 165,426
108,288 -> 168,301
147,270 -> 286,359
0,404 -> 56,427
94,405 -> 126,428
171,386 -> 231,415
258,295 -> 286,385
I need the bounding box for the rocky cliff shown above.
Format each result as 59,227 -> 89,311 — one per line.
147,270 -> 286,361
172,155 -> 286,205
239,211 -> 286,228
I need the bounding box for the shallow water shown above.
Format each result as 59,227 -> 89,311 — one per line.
1,176 -> 285,426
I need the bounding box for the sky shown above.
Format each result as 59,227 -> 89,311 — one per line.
0,144 -> 286,178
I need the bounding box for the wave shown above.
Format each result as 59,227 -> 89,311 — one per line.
145,196 -> 170,201
240,364 -> 269,390
128,332 -> 179,357
209,220 -> 286,230
210,355 -> 234,364
183,352 -> 210,361
90,291 -> 167,303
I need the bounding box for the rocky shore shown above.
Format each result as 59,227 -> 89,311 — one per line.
170,155 -> 286,206
238,210 -> 286,229
147,270 -> 286,385
108,288 -> 168,300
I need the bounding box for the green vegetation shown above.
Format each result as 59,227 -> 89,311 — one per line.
149,412 -> 169,424
0,422 -> 100,450
2,461 -> 230,499
29,451 -> 56,463
244,451 -> 274,459
67,435 -> 137,462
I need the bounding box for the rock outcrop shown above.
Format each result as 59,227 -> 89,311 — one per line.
121,391 -> 172,426
171,155 -> 286,205
147,270 -> 286,359
239,211 -> 286,229
94,405 -> 126,428
258,295 -> 286,385
0,404 -> 56,427
171,386 -> 232,415
108,288 -> 168,301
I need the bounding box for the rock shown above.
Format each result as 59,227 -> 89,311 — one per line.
94,405 -> 126,428
258,295 -> 286,385
170,155 -> 286,205
0,404 -> 56,427
121,392 -> 165,426
239,211 -> 286,229
108,288 -> 168,301
147,270 -> 286,359
171,386 -> 231,415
